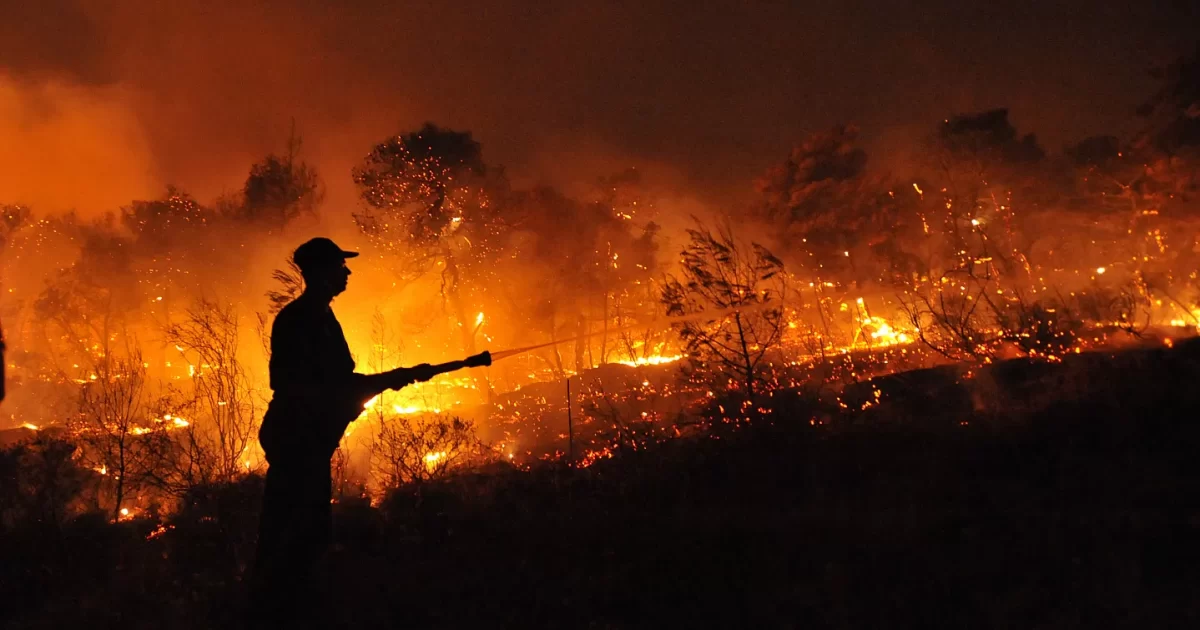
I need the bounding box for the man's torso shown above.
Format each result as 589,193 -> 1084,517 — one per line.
260,294 -> 356,461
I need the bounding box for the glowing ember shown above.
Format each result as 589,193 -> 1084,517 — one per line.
423,451 -> 447,471
146,524 -> 174,540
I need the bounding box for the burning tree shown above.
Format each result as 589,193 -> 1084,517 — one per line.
661,222 -> 787,398
31,224 -> 145,433
35,226 -> 140,359
352,123 -> 504,393
352,125 -> 496,299
755,125 -> 877,282
122,187 -> 209,260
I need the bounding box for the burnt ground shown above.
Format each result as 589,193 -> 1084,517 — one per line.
5,339 -> 1200,629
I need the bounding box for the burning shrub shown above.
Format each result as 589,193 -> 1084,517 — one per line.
1073,284 -> 1155,334
999,300 -> 1084,358
371,413 -> 493,490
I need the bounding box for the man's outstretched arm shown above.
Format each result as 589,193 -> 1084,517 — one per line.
352,352 -> 490,399
353,364 -> 437,397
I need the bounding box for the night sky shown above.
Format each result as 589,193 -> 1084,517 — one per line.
1,0 -> 1195,213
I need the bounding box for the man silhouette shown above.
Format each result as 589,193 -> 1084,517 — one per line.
249,237 -> 433,624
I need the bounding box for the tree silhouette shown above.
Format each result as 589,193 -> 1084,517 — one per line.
662,222 -> 786,398
237,131 -> 324,229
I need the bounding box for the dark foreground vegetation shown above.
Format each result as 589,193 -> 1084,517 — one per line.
5,339 -> 1200,629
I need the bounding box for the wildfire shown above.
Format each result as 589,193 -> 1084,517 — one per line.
6,95 -> 1200,510
864,318 -> 911,346
614,354 -> 684,367
146,523 -> 174,540
577,446 -> 615,468
393,404 -> 440,415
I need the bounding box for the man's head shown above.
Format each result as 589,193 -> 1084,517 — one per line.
293,237 -> 358,298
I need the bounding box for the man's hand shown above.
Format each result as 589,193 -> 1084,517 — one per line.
410,363 -> 435,382
387,363 -> 436,389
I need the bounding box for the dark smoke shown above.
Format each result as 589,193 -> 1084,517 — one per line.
0,0 -> 1194,216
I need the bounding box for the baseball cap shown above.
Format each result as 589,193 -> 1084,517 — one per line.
293,237 -> 359,273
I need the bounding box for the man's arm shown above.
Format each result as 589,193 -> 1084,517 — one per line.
273,358 -> 432,406
373,352 -> 490,392
349,365 -> 436,400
